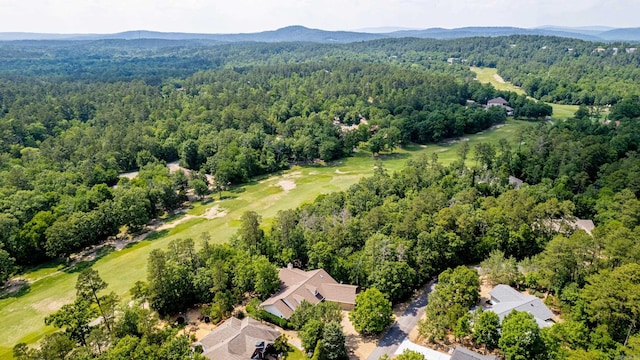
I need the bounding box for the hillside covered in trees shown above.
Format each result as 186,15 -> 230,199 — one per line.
1,34 -> 640,359
14,99 -> 640,359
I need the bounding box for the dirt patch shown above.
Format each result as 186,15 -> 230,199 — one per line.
0,278 -> 28,298
478,275 -> 493,307
181,308 -> 216,341
341,310 -> 379,359
335,169 -> 348,174
277,180 -> 296,192
203,205 -> 227,219
490,124 -> 508,130
157,214 -> 196,231
118,170 -> 139,180
283,171 -> 303,179
32,297 -> 70,313
493,73 -> 506,84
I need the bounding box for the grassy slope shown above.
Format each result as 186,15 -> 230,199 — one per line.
471,67 -> 578,120
0,121 -> 534,359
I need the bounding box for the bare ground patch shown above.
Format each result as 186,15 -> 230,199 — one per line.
157,214 -> 196,231
203,205 -> 227,219
493,73 -> 506,84
277,180 -> 296,192
32,297 -> 72,313
342,310 -> 379,359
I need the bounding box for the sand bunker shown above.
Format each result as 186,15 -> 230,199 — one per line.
277,180 -> 296,192
203,205 -> 227,219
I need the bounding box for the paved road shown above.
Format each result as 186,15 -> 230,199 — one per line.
366,280 -> 436,360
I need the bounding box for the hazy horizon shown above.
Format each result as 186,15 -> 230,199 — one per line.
0,0 -> 637,34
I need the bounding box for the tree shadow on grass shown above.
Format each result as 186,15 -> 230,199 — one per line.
0,279 -> 31,299
402,143 -> 428,152
228,186 -> 246,195
375,152 -> 411,161
143,229 -> 169,242
62,246 -> 115,274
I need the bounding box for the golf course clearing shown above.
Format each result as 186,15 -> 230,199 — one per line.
0,121 -> 534,359
471,66 -> 579,120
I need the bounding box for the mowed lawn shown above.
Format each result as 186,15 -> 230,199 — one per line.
471,67 -> 578,121
471,66 -> 526,95
0,120 -> 535,359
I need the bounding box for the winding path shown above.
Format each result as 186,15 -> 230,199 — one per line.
366,280 -> 436,360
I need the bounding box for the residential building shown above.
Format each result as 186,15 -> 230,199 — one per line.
196,317 -> 280,360
451,346 -> 497,360
486,97 -> 514,116
486,285 -> 554,328
260,265 -> 357,319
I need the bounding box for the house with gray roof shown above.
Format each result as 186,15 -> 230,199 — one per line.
260,265 -> 357,319
547,218 -> 596,235
451,346 -> 497,360
196,317 -> 280,360
487,285 -> 554,328
486,97 -> 514,116
508,176 -> 524,189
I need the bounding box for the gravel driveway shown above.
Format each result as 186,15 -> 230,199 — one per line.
366,280 -> 436,360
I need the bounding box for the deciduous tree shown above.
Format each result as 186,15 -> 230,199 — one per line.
349,288 -> 393,335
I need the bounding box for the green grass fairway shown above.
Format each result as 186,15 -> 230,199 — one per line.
471,67 -> 578,120
471,67 -> 526,95
0,120 -> 534,359
548,103 -> 579,121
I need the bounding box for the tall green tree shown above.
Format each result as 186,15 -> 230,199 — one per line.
349,287 -> 393,335
76,268 -> 117,334
472,309 -> 500,351
320,321 -> 348,360
237,211 -> 265,255
499,311 -> 546,360
581,263 -> 640,344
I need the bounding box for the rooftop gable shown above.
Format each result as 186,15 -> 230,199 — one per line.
487,285 -> 554,327
487,97 -> 508,105
260,267 -> 357,319
198,317 -> 280,360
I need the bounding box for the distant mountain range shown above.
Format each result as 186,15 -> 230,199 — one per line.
1,25 -> 639,43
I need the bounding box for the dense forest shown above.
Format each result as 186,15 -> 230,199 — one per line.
0,42 -> 538,271
15,99 -> 640,359
1,35 -> 640,359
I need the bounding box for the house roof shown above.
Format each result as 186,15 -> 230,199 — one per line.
451,346 -> 497,360
547,218 -> 596,235
197,317 -> 280,360
508,176 -> 524,188
394,339 -> 452,360
488,285 -> 554,328
260,267 -> 357,319
487,97 -> 508,105
574,219 -> 595,234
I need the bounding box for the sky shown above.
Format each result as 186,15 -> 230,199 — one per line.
0,0 -> 637,34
